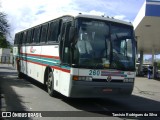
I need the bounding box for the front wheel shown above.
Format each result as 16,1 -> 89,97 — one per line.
47,71 -> 57,97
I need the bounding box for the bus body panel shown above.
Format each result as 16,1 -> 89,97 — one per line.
19,44 -> 73,97
59,70 -> 71,96
19,45 -> 59,83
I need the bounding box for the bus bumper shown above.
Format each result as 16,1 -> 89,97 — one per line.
69,81 -> 134,98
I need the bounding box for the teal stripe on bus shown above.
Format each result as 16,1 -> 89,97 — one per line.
16,54 -> 70,73
22,59 -> 71,73
21,55 -> 60,64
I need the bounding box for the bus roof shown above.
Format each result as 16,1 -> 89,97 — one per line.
74,14 -> 133,26
16,14 -> 133,34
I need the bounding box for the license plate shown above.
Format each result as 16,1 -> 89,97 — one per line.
103,88 -> 112,92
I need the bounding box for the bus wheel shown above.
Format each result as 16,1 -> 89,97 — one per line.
47,71 -> 56,97
18,71 -> 23,79
17,61 -> 23,79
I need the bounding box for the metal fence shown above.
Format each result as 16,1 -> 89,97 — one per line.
0,55 -> 13,64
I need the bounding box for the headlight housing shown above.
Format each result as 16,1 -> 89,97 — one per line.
124,78 -> 134,83
73,76 -> 92,81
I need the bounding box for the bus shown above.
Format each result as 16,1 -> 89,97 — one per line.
13,14 -> 136,98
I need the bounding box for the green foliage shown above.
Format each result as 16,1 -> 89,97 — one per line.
0,12 -> 9,35
0,12 -> 10,48
0,33 -> 11,48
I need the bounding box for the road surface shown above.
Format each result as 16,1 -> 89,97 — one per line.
0,64 -> 160,120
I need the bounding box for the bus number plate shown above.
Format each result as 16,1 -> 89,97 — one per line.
89,70 -> 100,76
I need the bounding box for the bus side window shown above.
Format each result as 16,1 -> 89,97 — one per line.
34,26 -> 41,43
47,20 -> 60,42
30,28 -> 34,44
19,33 -> 23,45
26,30 -> 31,44
22,32 -> 27,44
40,24 -> 48,43
14,34 -> 18,45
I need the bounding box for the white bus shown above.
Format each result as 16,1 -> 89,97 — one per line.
13,14 -> 136,98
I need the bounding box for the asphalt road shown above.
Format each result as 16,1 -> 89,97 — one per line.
0,64 -> 160,120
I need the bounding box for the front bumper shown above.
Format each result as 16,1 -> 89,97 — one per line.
69,81 -> 134,98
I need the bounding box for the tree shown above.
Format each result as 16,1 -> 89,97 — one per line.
0,12 -> 9,35
0,12 -> 10,48
0,32 -> 11,48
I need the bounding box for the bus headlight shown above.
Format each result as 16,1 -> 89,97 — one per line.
73,76 -> 92,81
85,76 -> 92,81
124,78 -> 134,82
129,78 -> 134,82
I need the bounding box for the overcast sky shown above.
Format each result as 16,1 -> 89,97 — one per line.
0,0 -> 145,42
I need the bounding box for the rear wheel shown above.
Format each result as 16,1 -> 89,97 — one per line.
18,71 -> 23,78
17,60 -> 23,78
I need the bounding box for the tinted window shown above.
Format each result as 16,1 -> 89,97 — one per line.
33,26 -> 41,43
22,32 -> 27,44
29,29 -> 34,43
14,34 -> 18,45
63,22 -> 72,64
26,30 -> 31,43
61,22 -> 72,64
64,22 -> 72,44
19,33 -> 23,45
40,24 -> 48,42
48,20 -> 60,42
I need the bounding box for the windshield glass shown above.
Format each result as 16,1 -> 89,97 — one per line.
110,24 -> 135,70
73,18 -> 135,70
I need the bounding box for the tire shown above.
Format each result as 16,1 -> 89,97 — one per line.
18,71 -> 23,78
17,60 -> 23,79
47,71 -> 57,97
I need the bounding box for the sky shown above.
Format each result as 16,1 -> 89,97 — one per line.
0,0 -> 145,43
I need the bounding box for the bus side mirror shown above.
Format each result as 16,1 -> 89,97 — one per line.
69,27 -> 75,42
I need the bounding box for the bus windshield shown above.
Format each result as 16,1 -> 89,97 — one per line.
73,18 -> 135,71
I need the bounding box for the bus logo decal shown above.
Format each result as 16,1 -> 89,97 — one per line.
30,46 -> 36,53
106,76 -> 112,82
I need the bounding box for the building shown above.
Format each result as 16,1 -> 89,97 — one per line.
0,48 -> 12,63
133,0 -> 160,77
